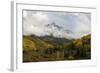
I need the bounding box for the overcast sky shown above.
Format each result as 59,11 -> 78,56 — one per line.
23,10 -> 91,39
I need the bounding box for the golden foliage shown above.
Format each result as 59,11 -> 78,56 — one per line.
23,37 -> 36,51
73,39 -> 83,48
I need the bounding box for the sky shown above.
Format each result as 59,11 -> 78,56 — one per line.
23,10 -> 91,39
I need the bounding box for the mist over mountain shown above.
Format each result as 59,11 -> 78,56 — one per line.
23,11 -> 91,39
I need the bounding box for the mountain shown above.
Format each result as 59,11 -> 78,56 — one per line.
23,34 -> 91,62
46,22 -> 62,30
31,35 -> 72,44
45,22 -> 73,36
23,34 -> 72,51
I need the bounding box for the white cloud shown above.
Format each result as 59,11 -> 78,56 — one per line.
73,13 -> 91,38
23,11 -> 50,36
23,11 -> 91,39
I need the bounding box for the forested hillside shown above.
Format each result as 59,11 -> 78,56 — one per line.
23,34 -> 91,62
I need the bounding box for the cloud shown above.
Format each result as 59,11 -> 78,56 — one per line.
73,13 -> 91,38
23,11 -> 50,36
23,10 -> 91,39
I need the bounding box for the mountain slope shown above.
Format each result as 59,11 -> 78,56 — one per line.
23,34 -> 91,62
23,35 -> 72,51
